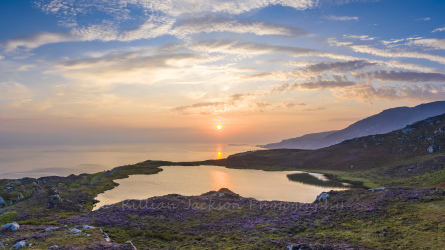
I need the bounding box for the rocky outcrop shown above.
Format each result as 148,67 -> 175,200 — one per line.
1,222 -> 20,232
11,240 -> 26,249
427,145 -> 434,154
316,192 -> 329,202
0,197 -> 5,207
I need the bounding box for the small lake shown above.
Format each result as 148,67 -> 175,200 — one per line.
94,165 -> 348,209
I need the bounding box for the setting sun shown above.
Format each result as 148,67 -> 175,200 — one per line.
216,124 -> 223,130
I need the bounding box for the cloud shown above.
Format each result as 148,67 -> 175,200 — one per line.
409,38 -> 445,50
432,26 -> 445,33
303,60 -> 377,73
333,84 -> 445,104
282,102 -> 306,108
174,18 -> 307,38
2,17 -> 305,52
355,70 -> 445,82
302,106 -> 327,111
270,79 -> 358,93
343,35 -> 375,41
2,32 -> 76,52
345,43 -> 445,65
0,82 -> 31,100
189,40 -> 354,60
8,99 -> 53,112
324,15 -> 358,21
416,17 -> 431,21
55,50 -> 229,89
172,92 -> 260,115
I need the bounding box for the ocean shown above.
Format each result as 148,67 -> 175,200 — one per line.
0,143 -> 260,179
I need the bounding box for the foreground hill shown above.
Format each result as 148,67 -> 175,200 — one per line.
263,101 -> 445,149
228,113 -> 445,171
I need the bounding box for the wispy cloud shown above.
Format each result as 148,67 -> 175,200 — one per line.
174,18 -> 307,38
303,60 -> 377,73
343,35 -> 375,41
2,32 -> 76,52
333,84 -> 445,104
0,81 -> 30,100
432,25 -> 445,33
329,38 -> 445,65
324,15 -> 359,21
355,70 -> 445,82
409,38 -> 445,50
2,17 -> 305,52
188,40 -> 354,60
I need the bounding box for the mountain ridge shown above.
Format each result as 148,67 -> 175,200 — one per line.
262,101 -> 445,149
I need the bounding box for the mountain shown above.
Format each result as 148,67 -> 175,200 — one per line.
221,112 -> 445,174
262,101 -> 445,149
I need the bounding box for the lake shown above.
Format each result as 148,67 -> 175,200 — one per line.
94,165 -> 347,209
0,143 -> 259,179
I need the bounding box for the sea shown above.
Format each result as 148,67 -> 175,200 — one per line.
0,143 -> 260,179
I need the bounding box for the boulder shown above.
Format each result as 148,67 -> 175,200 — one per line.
427,145 -> 434,154
124,241 -> 137,250
69,228 -> 82,233
11,241 -> 26,249
48,245 -> 59,249
0,197 -> 6,207
1,222 -> 20,232
17,194 -> 25,201
316,192 -> 329,202
45,226 -> 59,232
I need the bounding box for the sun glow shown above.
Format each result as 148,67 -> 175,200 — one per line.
216,124 -> 223,130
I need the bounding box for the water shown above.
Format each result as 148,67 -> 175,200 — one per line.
0,143 -> 259,179
95,165 -> 347,209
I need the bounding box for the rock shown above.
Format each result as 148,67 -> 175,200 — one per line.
103,233 -> 111,242
402,126 -> 414,134
0,197 -> 5,207
33,186 -> 44,195
1,222 -> 20,232
69,228 -> 82,233
82,225 -> 95,229
17,194 -> 25,201
0,243 -> 4,247
45,226 -> 59,232
369,187 -> 386,192
427,145 -> 434,154
48,245 -> 59,249
124,241 -> 137,250
11,241 -> 26,249
316,192 -> 329,202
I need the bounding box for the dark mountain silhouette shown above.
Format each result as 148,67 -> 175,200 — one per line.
262,101 -> 445,149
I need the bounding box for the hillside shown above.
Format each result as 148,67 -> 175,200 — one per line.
214,113 -> 445,186
263,101 -> 445,149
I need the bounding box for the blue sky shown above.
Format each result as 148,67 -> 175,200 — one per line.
1,0 -> 445,145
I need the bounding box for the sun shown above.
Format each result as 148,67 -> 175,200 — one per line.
216,124 -> 223,130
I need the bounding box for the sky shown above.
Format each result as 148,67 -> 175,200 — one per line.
1,0 -> 445,145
